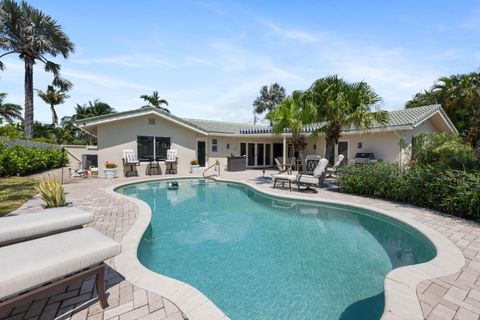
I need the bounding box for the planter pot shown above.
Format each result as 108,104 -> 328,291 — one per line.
190,165 -> 200,173
104,168 -> 118,179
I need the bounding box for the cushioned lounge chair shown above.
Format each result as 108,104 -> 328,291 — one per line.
326,154 -> 345,178
0,208 -> 121,312
0,228 -> 121,312
297,158 -> 329,191
0,207 -> 94,247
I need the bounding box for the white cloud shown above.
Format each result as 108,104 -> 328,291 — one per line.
260,19 -> 320,43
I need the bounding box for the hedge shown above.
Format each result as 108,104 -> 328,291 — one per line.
338,163 -> 480,221
0,144 -> 68,177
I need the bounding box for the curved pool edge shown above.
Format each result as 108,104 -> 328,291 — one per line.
106,176 -> 465,320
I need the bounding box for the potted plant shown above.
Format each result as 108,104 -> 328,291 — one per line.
190,159 -> 199,173
103,161 -> 118,179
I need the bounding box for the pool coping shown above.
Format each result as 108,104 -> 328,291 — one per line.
106,176 -> 465,320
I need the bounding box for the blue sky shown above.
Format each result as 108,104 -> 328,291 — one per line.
1,0 -> 479,124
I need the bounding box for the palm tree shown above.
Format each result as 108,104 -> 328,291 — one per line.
36,85 -> 69,125
309,75 -> 388,163
253,83 -> 286,125
406,72 -> 480,147
0,92 -> 22,123
140,91 -> 169,112
0,0 -> 74,138
73,100 -> 116,120
267,90 -> 315,158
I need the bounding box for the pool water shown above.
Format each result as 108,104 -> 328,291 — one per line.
117,179 -> 436,320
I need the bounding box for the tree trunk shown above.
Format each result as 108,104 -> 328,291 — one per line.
24,58 -> 34,138
51,105 -> 58,126
324,137 -> 335,164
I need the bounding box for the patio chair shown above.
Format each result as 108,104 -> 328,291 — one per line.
274,157 -> 292,174
300,155 -> 321,175
165,149 -> 178,174
297,158 -> 329,191
122,149 -> 140,177
326,154 -> 345,178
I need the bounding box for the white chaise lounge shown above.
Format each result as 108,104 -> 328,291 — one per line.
0,208 -> 121,313
0,207 -> 94,246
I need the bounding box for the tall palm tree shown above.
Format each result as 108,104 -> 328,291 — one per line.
253,83 -> 286,125
0,0 -> 74,138
140,91 -> 169,112
0,92 -> 22,123
73,99 -> 116,120
36,85 -> 69,125
310,75 -> 388,163
267,90 -> 315,158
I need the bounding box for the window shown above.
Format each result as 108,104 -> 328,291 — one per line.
148,118 -> 156,125
212,139 -> 218,152
137,136 -> 170,160
226,143 -> 230,150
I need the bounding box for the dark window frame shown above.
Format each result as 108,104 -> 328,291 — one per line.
137,136 -> 171,161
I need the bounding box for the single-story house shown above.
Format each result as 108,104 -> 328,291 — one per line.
74,104 -> 457,174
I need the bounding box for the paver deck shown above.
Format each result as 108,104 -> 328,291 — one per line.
1,168 -> 478,319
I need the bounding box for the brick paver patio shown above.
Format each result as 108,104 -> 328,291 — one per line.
1,168 -> 479,319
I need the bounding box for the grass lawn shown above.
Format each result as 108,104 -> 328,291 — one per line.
0,177 -> 38,216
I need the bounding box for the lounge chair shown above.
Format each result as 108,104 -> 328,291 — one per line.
165,149 -> 178,174
297,158 -> 329,191
122,149 -> 140,177
326,154 -> 345,178
0,207 -> 94,247
0,209 -> 121,312
274,157 -> 291,174
0,228 -> 121,312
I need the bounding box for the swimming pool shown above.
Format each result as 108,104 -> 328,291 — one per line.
116,179 -> 436,320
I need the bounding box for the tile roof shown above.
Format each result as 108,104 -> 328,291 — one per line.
76,104 -> 455,135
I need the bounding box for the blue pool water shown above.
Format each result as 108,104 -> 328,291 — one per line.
116,179 -> 436,320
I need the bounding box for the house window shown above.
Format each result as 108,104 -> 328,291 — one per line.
226,143 -> 230,150
137,136 -> 170,160
212,139 -> 218,152
148,118 -> 156,125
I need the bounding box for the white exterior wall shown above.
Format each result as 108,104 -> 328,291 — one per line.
96,115 -> 201,174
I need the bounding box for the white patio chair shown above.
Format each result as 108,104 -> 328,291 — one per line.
122,149 -> 140,177
297,158 -> 329,191
326,154 -> 345,177
165,149 -> 178,174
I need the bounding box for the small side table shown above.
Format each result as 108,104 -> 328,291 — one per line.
146,158 -> 161,175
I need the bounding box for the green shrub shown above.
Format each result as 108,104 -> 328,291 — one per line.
412,133 -> 479,170
37,177 -> 66,208
0,144 -> 68,176
338,163 -> 480,220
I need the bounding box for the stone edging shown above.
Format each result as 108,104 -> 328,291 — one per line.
107,176 -> 465,320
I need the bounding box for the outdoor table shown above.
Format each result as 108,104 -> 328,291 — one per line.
144,157 -> 161,175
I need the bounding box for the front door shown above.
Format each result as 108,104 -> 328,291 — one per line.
197,141 -> 206,167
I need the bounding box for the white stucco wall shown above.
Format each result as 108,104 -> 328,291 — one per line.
96,115 -> 201,174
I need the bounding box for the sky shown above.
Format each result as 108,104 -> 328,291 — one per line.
1,0 -> 480,125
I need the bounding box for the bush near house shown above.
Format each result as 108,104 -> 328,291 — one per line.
338,133 -> 480,220
0,143 -> 68,176
338,163 -> 480,220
